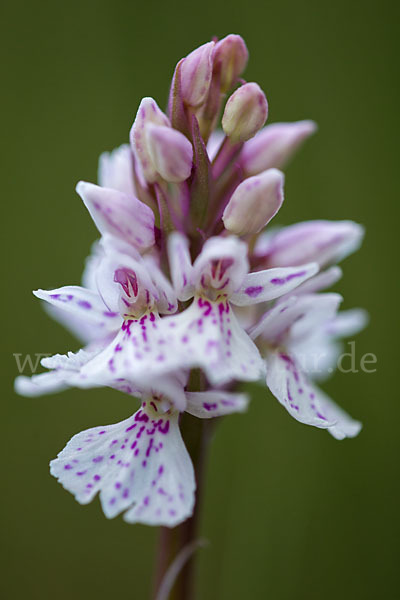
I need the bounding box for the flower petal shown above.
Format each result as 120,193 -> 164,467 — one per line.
192,236 -> 249,297
326,308 -> 369,338
81,298 -> 265,388
280,266 -> 342,297
255,220 -> 364,268
158,298 -> 265,385
76,181 -> 155,251
98,144 -> 136,197
15,371 -> 69,397
185,390 -> 249,418
240,120 -> 317,176
251,293 -> 342,347
313,387 -> 362,440
143,254 -> 178,314
168,232 -> 194,301
231,263 -> 319,306
266,351 -> 336,429
50,407 -> 195,527
33,286 -> 121,330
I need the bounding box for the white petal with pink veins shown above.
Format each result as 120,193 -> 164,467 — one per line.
266,350 -> 336,429
34,286 -> 121,330
311,387 -> 362,440
81,299 -> 265,388
231,263 -> 319,306
156,297 -> 265,385
185,390 -> 249,418
281,266 -> 342,297
192,236 -> 249,297
50,406 -> 195,527
76,181 -> 155,250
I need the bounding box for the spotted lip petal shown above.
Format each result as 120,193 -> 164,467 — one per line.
155,297 -> 266,386
231,263 -> 319,306
50,406 -> 195,527
80,300 -> 265,388
76,181 -> 155,251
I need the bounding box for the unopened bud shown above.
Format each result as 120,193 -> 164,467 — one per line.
255,220 -> 365,268
146,124 -> 193,182
223,168 -> 284,235
180,41 -> 215,107
222,82 -> 268,142
130,97 -> 170,183
213,34 -> 249,93
240,120 -> 317,176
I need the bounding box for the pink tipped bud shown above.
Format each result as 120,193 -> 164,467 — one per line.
255,220 -> 365,268
146,124 -> 193,182
222,82 -> 268,142
180,41 -> 215,107
130,97 -> 170,183
240,120 -> 317,176
213,34 -> 249,93
223,168 -> 284,236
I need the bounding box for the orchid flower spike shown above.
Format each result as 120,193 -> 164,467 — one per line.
15,34 -> 367,532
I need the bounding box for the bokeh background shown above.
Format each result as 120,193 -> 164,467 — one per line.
2,0 -> 398,598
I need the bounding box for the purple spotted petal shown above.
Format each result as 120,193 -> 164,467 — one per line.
156,297 -> 265,386
267,350 -> 361,439
266,351 -> 335,429
33,286 -> 121,331
185,390 -> 249,418
50,406 -> 195,526
231,263 -> 319,306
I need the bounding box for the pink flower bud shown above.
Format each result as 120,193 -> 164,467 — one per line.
180,41 -> 215,107
255,220 -> 365,268
213,34 -> 249,92
146,124 -> 193,182
223,168 -> 284,235
130,97 -> 170,183
222,82 -> 268,142
240,120 -> 317,176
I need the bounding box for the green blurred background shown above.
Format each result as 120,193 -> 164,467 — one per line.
2,0 -> 398,598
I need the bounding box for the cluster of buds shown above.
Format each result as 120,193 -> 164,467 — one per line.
16,35 -> 366,528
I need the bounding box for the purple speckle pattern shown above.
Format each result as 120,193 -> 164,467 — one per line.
267,351 -> 332,428
80,299 -> 264,388
49,403 -> 195,526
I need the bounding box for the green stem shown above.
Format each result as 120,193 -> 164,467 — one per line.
152,414 -> 214,600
